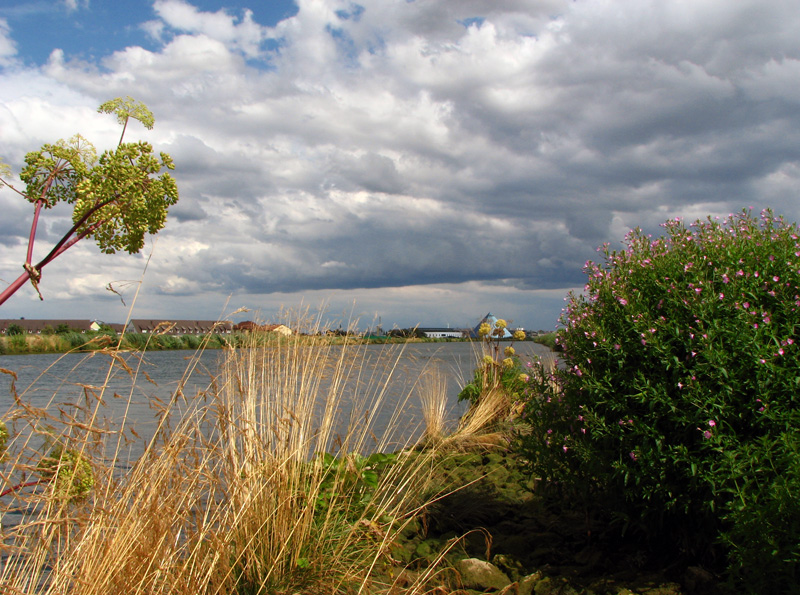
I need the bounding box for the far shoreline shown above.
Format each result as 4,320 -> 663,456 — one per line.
0,330 -> 557,357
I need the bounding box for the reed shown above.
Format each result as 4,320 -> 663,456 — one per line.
0,312 -> 452,594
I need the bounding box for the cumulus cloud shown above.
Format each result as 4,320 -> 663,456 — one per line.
2,0 -> 800,329
0,18 -> 16,66
150,0 -> 268,58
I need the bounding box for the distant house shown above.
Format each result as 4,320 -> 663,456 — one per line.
126,320 -> 232,335
0,319 -> 97,334
417,328 -> 467,339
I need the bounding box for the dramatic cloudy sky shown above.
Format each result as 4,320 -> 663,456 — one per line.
1,0 -> 799,331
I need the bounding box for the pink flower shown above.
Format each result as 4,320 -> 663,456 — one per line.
708,420 -> 716,427
703,430 -> 713,439
629,451 -> 637,461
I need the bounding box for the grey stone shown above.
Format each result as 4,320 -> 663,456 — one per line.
456,558 -> 512,591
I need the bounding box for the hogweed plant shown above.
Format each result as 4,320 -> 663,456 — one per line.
516,208 -> 800,591
459,318 -> 527,414
0,96 -> 178,307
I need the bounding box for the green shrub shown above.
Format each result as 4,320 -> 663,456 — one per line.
5,323 -> 24,336
531,332 -> 558,351
120,332 -> 150,351
159,334 -> 184,350
183,334 -> 202,350
62,331 -> 88,350
8,333 -> 28,353
516,209 -> 800,590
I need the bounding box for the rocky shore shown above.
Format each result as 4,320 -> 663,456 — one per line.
380,447 -> 729,595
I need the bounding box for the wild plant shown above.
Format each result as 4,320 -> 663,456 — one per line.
516,208 -> 800,590
458,318 -> 527,410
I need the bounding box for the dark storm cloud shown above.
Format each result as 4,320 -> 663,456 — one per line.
3,0 -> 800,328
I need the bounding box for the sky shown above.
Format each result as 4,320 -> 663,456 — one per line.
1,0 -> 800,332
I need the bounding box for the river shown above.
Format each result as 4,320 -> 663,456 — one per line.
0,341 -> 555,461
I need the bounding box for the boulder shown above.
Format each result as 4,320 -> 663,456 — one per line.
456,558 -> 512,591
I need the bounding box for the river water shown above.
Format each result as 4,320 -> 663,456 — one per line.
0,341 -> 554,461
0,341 -> 555,547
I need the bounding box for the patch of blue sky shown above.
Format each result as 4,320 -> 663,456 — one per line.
335,3 -> 365,23
325,25 -> 361,69
0,0 -> 300,67
458,17 -> 485,29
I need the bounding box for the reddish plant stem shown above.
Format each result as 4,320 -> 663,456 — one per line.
0,479 -> 42,498
25,200 -> 45,266
0,194 -> 117,307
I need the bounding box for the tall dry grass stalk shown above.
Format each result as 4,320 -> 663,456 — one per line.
417,370 -> 448,447
0,313 -> 448,594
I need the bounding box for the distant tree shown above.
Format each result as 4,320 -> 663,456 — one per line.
55,323 -> 72,335
41,324 -> 55,335
6,323 -> 24,336
0,97 -> 179,307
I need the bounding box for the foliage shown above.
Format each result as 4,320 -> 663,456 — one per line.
0,96 -> 178,306
36,444 -> 95,500
0,421 -> 8,458
314,451 -> 397,521
516,208 -> 800,589
531,331 -> 558,351
6,323 -> 24,336
458,318 -> 528,407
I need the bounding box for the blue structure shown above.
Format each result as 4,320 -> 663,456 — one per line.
472,312 -> 513,339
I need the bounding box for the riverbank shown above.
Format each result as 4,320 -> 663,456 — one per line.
0,330 -> 474,355
0,331 -> 557,356
387,443 -> 729,594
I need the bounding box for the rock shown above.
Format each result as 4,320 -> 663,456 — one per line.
532,576 -> 581,595
684,566 -> 715,593
456,558 -> 512,591
518,571 -> 543,595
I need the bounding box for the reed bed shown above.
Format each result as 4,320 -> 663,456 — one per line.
0,315 -> 471,594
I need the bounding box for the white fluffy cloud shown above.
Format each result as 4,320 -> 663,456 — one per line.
2,0 -> 800,330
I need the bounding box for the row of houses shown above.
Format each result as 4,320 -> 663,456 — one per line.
0,319 -> 292,336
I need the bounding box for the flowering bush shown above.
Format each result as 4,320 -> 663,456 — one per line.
516,209 -> 800,590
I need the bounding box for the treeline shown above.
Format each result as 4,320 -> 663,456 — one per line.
0,331 -> 239,355
0,330 -> 466,355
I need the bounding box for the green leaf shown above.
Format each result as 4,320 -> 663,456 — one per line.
361,469 -> 378,488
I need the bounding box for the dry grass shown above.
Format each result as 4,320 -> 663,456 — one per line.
0,313 -> 458,594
